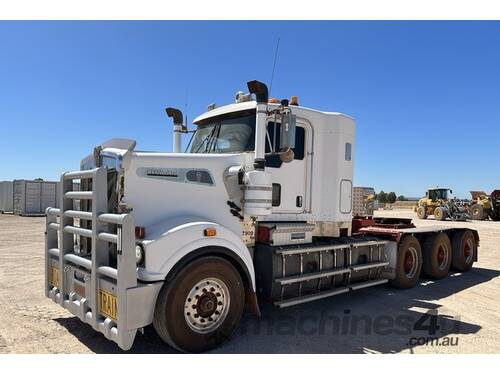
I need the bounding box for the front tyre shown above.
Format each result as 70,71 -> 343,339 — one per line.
416,206 -> 427,219
434,207 -> 447,221
470,204 -> 485,220
153,256 -> 245,353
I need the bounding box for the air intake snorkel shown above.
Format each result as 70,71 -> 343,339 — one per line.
247,80 -> 269,170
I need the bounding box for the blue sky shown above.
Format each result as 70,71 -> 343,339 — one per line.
0,21 -> 499,198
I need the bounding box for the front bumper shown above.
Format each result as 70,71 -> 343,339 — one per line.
46,265 -> 162,349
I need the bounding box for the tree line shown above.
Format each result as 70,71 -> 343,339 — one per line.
376,191 -> 407,204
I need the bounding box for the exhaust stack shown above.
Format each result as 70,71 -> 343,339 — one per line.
165,107 -> 186,153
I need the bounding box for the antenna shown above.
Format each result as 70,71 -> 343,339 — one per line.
184,84 -> 189,132
268,37 -> 280,99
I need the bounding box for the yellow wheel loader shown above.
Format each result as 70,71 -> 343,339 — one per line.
470,190 -> 500,221
414,188 -> 470,221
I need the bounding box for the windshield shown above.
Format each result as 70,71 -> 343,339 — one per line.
190,111 -> 256,154
429,189 -> 448,200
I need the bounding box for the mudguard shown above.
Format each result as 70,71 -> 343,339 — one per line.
137,216 -> 256,291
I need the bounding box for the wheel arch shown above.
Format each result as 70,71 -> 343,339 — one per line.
163,246 -> 261,317
165,245 -> 251,289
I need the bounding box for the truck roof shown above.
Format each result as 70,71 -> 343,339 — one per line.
192,100 -> 353,124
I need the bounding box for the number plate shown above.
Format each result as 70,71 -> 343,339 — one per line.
49,266 -> 59,288
99,289 -> 117,321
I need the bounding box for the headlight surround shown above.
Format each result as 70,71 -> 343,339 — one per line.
135,244 -> 145,266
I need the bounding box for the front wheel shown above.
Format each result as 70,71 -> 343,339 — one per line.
153,256 -> 245,353
434,206 -> 447,221
416,206 -> 427,219
470,204 -> 485,220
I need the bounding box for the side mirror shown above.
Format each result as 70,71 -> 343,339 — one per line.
450,189 -> 453,194
280,109 -> 296,149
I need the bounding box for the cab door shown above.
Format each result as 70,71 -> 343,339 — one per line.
264,120 -> 308,214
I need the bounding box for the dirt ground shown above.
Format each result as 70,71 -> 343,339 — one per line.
0,209 -> 499,354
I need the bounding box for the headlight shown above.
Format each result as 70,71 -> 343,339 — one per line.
135,244 -> 145,265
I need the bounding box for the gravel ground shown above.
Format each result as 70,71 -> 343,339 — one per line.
0,210 -> 499,354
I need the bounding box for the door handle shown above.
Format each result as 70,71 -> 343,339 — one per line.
296,196 -> 303,207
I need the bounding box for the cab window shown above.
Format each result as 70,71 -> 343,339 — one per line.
265,122 -> 305,167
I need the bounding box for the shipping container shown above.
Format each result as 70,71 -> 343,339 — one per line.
13,180 -> 60,216
0,181 -> 14,213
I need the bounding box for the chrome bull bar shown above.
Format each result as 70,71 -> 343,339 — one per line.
44,166 -> 160,350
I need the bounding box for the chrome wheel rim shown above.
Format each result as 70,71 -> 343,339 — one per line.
184,277 -> 230,333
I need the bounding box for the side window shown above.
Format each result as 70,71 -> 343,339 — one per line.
345,142 -> 352,161
265,122 -> 306,167
265,121 -> 281,154
294,127 -> 305,160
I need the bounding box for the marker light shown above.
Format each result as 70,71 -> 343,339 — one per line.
290,96 -> 299,106
135,226 -> 145,239
268,98 -> 280,104
204,228 -> 217,237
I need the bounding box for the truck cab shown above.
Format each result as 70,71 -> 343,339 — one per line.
427,188 -> 452,201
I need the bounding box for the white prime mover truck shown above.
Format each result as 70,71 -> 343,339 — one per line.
44,80 -> 479,352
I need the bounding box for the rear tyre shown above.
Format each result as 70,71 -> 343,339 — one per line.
451,230 -> 477,272
422,233 -> 452,279
434,207 -> 447,221
416,206 -> 427,219
153,256 -> 245,353
389,236 -> 422,289
470,204 -> 485,220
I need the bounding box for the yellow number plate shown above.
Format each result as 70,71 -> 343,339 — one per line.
99,289 -> 117,321
49,266 -> 59,288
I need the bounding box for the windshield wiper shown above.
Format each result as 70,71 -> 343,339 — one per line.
194,125 -> 218,153
208,123 -> 222,153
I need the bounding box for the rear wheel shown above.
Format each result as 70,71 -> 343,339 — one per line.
470,204 -> 485,220
451,230 -> 477,272
434,207 -> 447,221
153,256 -> 245,353
389,236 -> 422,289
422,233 -> 452,279
416,206 -> 427,219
